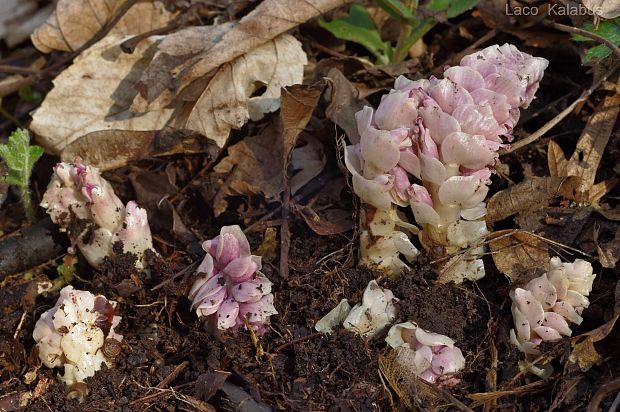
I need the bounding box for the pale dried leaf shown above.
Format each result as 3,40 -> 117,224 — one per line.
1,1 -> 52,48
0,0 -> 37,40
547,140 -> 568,177
30,34 -> 175,155
589,178 -> 619,205
488,229 -> 550,283
564,93 -> 620,188
290,136 -> 327,195
487,176 -> 589,223
582,0 -> 620,18
211,123 -> 283,216
325,68 -> 368,144
61,129 -> 217,171
185,34 -> 306,148
31,0 -> 175,53
133,0 -> 351,109
596,226 -> 620,269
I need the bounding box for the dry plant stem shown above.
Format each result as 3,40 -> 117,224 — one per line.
502,62 -> 620,154
543,21 -> 620,61
280,185 -> 291,279
587,377 -> 620,412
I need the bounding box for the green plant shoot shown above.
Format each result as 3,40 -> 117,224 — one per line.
0,129 -> 44,222
571,18 -> 620,63
319,0 -> 478,64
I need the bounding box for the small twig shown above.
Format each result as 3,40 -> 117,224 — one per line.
587,377 -> 620,412
13,311 -> 27,339
156,361 -> 189,389
502,62 -> 620,154
274,332 -> 323,352
0,65 -> 42,75
543,21 -> 620,61
150,261 -> 199,292
279,186 -> 291,280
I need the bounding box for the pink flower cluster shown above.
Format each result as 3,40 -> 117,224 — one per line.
40,159 -> 155,269
345,44 -> 548,275
188,225 -> 277,334
33,286 -> 122,386
510,257 -> 595,355
386,322 -> 465,386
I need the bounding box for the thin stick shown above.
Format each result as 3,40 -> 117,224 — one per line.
544,21 -> 620,61
156,361 -> 189,389
279,186 -> 291,279
503,62 -> 620,154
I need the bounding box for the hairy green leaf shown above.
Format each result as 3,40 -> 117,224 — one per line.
0,129 -> 44,188
319,4 -> 393,64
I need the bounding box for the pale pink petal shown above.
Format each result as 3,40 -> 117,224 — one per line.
216,233 -> 240,266
563,290 -> 590,309
408,184 -> 433,207
196,287 -> 226,317
231,274 -> 272,303
223,256 -> 252,280
195,253 -> 214,278
441,132 -> 497,170
533,326 -> 562,342
552,301 -> 583,325
542,312 -> 572,336
418,368 -> 438,384
360,128 -> 401,173
414,328 -> 455,347
391,166 -> 411,202
513,288 -> 545,327
444,66 -> 485,91
419,154 -> 446,185
217,298 -> 240,329
374,91 -> 418,130
355,106 -> 374,137
431,346 -> 465,375
414,344 -> 433,371
512,305 -> 531,341
352,173 -> 393,210
437,176 -> 488,209
411,201 -> 441,226
418,106 -> 461,145
526,274 -> 557,309
398,150 -> 421,178
191,275 -> 226,309
239,294 -> 278,324
428,78 -> 473,114
470,89 -> 511,124
451,104 -> 506,140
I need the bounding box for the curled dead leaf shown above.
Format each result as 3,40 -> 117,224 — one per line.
31,34 -> 175,155
295,204 -> 353,235
488,230 -> 550,283
486,176 -> 589,223
582,0 -> 620,19
185,34 -> 307,148
132,0 -> 351,109
31,0 -> 175,53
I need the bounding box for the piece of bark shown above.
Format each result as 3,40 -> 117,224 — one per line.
0,217 -> 69,279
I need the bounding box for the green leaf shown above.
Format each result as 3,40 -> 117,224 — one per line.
425,0 -> 478,18
571,19 -> 620,63
18,85 -> 42,104
373,0 -> 416,21
0,129 -> 44,189
319,4 -> 393,64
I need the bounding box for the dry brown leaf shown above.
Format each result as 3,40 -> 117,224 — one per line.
488,229 -> 550,283
62,129 -> 216,172
30,34 -> 176,156
289,135 -> 327,195
547,140 -> 568,178
324,68 -> 368,144
487,176 -> 589,223
295,204 -> 353,235
568,281 -> 620,371
185,34 -> 306,148
0,1 -> 51,47
596,226 -> 620,269
210,81 -> 325,215
31,0 -> 175,53
582,0 -> 620,19
547,92 -> 620,205
132,0 -> 351,110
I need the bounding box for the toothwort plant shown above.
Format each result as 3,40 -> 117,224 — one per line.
33,286 -> 122,387
188,225 -> 277,334
345,44 -> 548,280
40,158 -> 155,269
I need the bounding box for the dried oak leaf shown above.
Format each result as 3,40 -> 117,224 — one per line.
31,0 -> 175,53
548,92 -> 620,204
488,229 -> 550,283
184,34 -> 307,148
30,34 -> 176,156
582,0 -> 620,19
486,176 -> 589,223
569,281 -> 620,371
132,0 -> 351,109
295,204 -> 353,235
211,81 -> 325,216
